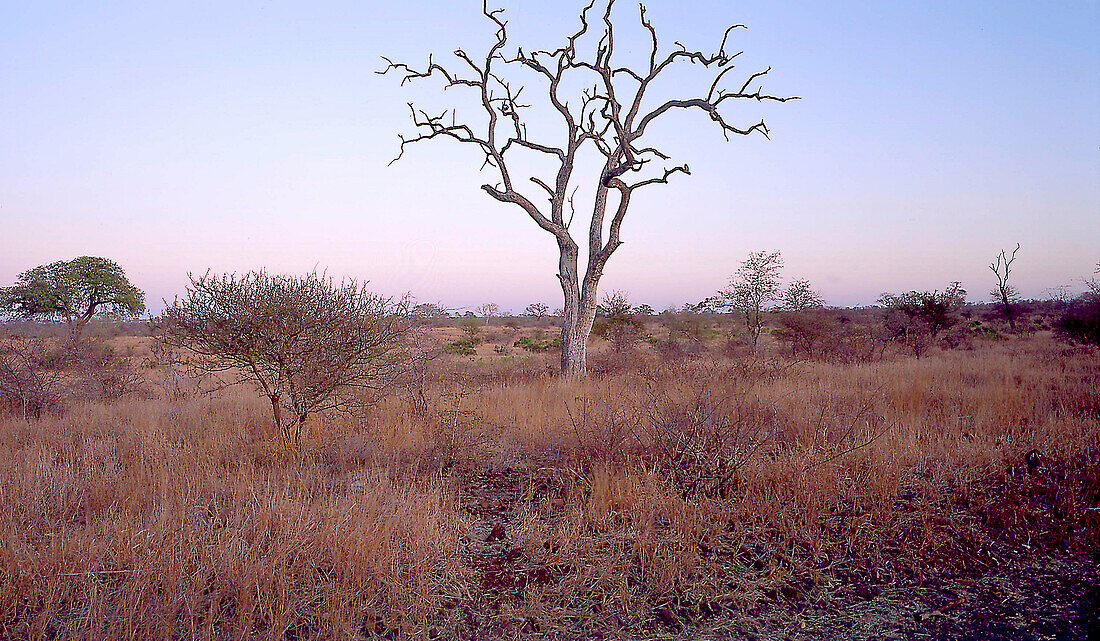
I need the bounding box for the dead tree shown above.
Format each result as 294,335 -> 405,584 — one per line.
989,243 -> 1020,331
381,0 -> 796,376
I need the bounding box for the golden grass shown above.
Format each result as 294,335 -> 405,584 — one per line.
0,331 -> 1096,638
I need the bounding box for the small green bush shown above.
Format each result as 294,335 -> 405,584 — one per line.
444,337 -> 481,355
514,336 -> 560,352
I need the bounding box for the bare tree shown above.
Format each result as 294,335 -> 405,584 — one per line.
160,271 -> 411,449
475,302 -> 500,319
1087,261 -> 1100,296
718,251 -> 784,349
381,1 -> 796,376
989,243 -> 1021,331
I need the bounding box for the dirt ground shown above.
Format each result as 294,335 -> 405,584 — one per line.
434,462 -> 1099,641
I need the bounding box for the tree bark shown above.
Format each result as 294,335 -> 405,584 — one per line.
1000,290 -> 1016,331
559,286 -> 599,377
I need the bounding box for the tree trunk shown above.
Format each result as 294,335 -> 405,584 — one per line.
560,295 -> 598,378
67,315 -> 92,343
269,394 -> 283,436
1000,291 -> 1016,331
557,240 -> 600,378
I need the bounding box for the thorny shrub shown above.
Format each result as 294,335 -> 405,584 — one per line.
0,333 -> 147,418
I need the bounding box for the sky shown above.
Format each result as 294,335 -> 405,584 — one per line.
1,0 -> 1097,314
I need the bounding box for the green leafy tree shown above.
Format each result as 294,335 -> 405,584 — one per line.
1,256 -> 145,339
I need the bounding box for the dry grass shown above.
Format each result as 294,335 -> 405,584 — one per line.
0,328 -> 1096,639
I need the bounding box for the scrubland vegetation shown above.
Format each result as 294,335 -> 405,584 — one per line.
1,302 -> 1097,639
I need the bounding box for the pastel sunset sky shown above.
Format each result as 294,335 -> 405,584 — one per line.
2,1 -> 1097,313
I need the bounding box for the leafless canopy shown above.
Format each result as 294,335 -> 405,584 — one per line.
381,0 -> 797,376
160,271 -> 411,448
989,243 -> 1020,330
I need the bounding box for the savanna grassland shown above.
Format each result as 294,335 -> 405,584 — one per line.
1,312 -> 1098,640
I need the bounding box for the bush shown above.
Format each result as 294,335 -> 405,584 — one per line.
0,335 -> 66,418
774,311 -> 837,357
444,337 -> 481,356
0,334 -> 146,418
458,315 -> 483,338
514,336 -> 560,352
1057,294 -> 1100,346
161,271 -> 410,448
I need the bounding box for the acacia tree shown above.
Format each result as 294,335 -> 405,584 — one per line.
989,243 -> 1021,331
524,302 -> 549,319
879,283 -> 967,356
381,1 -> 795,376
160,271 -> 410,449
1,256 -> 145,340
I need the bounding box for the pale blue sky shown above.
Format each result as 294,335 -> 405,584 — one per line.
1,1 -> 1097,313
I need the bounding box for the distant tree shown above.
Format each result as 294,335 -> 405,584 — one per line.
632,304 -> 654,317
458,315 -> 483,338
718,251 -> 784,349
412,302 -> 450,320
687,298 -> 719,314
524,302 -> 549,319
989,243 -> 1021,331
659,307 -> 706,345
783,278 -> 825,311
1087,261 -> 1100,296
1056,261 -> 1100,347
599,291 -> 643,352
160,271 -> 410,449
381,1 -> 796,377
775,312 -> 836,357
1047,285 -> 1074,304
875,281 -> 963,354
476,303 -> 500,319
1057,295 -> 1100,347
1,256 -> 145,340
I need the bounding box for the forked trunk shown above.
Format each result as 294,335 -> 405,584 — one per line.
559,287 -> 599,378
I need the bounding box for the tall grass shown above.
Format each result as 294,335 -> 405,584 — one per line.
0,331 -> 1096,638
